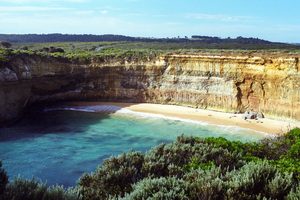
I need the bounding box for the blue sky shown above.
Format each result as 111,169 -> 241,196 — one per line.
0,0 -> 299,43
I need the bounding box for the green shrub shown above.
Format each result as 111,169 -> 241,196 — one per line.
144,136 -> 244,177
0,176 -> 81,200
77,151 -> 145,199
274,158 -> 300,179
184,166 -> 224,199
120,177 -> 190,200
43,185 -> 80,200
286,183 -> 300,199
204,137 -> 271,160
266,128 -> 300,178
203,129 -> 300,179
264,171 -> 294,199
186,161 -> 297,200
224,160 -> 295,200
183,158 -> 215,171
285,128 -> 300,159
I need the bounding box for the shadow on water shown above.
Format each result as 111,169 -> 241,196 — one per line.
0,102 -> 124,142
0,102 -> 131,187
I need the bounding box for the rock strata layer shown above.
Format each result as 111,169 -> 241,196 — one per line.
0,53 -> 299,125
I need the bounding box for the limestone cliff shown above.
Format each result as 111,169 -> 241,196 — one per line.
0,52 -> 299,125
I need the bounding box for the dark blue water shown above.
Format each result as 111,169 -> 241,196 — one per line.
0,106 -> 267,187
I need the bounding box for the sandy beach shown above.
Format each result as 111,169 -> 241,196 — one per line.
64,102 -> 299,135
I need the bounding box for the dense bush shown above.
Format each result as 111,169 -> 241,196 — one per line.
223,161 -> 295,199
204,129 -> 300,179
77,151 -> 145,199
183,166 -> 224,199
77,129 -> 300,199
118,160 -> 298,199
143,136 -> 244,177
286,183 -> 300,199
120,177 -> 190,200
0,175 -> 81,200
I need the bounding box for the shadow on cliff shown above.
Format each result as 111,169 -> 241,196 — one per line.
0,101 -> 130,142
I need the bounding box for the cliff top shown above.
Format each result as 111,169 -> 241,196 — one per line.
1,41 -> 300,65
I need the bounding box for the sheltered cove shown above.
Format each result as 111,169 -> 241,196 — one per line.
0,52 -> 300,134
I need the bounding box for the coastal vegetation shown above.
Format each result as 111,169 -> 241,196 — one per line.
1,39 -> 300,66
1,36 -> 300,199
1,128 -> 300,199
0,34 -> 300,63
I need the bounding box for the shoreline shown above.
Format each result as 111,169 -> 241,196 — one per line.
63,101 -> 299,135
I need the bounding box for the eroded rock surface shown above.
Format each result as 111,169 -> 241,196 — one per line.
1,52 -> 299,125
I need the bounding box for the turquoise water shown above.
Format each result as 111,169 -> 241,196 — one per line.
0,106 -> 268,187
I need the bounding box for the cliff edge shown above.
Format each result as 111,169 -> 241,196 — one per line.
1,52 -> 299,125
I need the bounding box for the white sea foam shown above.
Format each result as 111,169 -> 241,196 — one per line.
115,110 -> 270,137
44,105 -> 123,113
44,105 -> 270,137
115,108 -> 211,126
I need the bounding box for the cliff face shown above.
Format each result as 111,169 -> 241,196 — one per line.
1,53 -> 299,125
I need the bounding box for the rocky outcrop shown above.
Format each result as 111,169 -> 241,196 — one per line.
0,52 -> 299,125
242,111 -> 264,120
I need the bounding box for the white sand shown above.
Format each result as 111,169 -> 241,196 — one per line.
64,102 -> 299,135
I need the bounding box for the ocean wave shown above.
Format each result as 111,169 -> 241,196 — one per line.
44,105 -> 270,137
114,110 -> 270,137
44,105 -> 124,113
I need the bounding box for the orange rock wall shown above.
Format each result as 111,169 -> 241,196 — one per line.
1,53 -> 299,125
